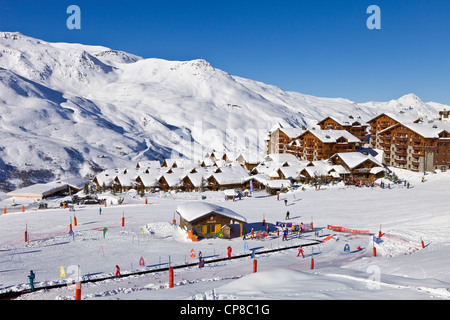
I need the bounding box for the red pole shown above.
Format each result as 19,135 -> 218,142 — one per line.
24,231 -> 28,243
122,217 -> 125,227
169,267 -> 174,288
311,257 -> 314,270
373,246 -> 377,257
75,283 -> 81,300
421,238 -> 425,249
253,259 -> 257,273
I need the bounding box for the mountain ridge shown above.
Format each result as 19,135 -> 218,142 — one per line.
0,31 -> 447,191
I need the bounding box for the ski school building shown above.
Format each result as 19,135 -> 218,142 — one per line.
176,202 -> 247,240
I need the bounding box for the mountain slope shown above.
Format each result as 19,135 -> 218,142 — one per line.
0,31 -> 447,191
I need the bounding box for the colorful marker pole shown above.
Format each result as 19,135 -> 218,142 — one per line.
169,267 -> 174,288
75,282 -> 81,300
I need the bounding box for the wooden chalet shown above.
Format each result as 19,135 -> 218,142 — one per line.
176,202 -> 247,239
317,116 -> 369,143
267,127 -> 305,155
329,152 -> 385,182
296,129 -> 360,161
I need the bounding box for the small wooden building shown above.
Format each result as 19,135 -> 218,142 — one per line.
176,202 -> 247,239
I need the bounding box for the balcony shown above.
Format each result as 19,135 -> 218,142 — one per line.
395,137 -> 407,142
395,151 -> 407,157
396,159 -> 407,165
396,144 -> 407,150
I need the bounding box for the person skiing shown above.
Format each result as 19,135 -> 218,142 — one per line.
227,246 -> 232,259
28,270 -> 35,290
285,211 -> 290,220
297,246 -> 304,258
284,199 -> 288,206
300,222 -> 305,234
115,265 -> 121,277
99,207 -> 102,215
282,228 -> 288,241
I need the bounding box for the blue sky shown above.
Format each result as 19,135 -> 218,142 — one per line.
1,0 -> 450,105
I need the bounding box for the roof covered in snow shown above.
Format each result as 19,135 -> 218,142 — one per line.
330,152 -> 383,170
176,202 -> 247,223
302,129 -> 361,144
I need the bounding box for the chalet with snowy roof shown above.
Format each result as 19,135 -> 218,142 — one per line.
158,173 -> 183,192
317,116 -> 369,143
329,152 -> 385,181
267,127 -> 305,155
176,202 -> 247,240
181,173 -> 206,192
296,129 -> 361,161
236,153 -> 262,170
265,179 -> 292,195
366,113 -> 422,149
135,171 -> 163,191
93,169 -> 121,190
377,121 -> 450,172
206,166 -> 249,191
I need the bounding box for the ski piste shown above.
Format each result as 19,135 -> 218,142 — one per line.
0,240 -> 321,300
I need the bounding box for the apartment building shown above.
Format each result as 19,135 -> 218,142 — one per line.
377,122 -> 450,172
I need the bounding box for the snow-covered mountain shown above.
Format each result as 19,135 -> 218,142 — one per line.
0,31 -> 446,191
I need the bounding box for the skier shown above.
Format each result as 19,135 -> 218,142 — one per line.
282,228 -> 288,241
284,199 -> 288,206
277,194 -> 280,201
300,222 -> 305,235
99,207 -> 102,215
227,246 -> 232,259
266,223 -> 270,233
285,211 -> 290,220
297,246 -> 304,258
115,265 -> 121,277
28,270 -> 35,290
